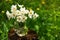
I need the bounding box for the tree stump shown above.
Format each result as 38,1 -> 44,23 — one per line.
8,28 -> 38,40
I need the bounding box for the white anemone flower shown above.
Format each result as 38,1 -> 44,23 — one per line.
24,10 -> 29,14
21,15 -> 27,22
33,13 -> 39,19
28,10 -> 34,18
17,16 -> 22,22
20,7 -> 26,15
11,5 -> 17,12
6,11 -> 12,20
11,12 -> 17,19
16,10 -> 22,16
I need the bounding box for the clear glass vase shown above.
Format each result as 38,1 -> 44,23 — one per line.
14,22 -> 28,37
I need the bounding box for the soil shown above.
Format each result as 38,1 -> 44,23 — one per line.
8,28 -> 38,40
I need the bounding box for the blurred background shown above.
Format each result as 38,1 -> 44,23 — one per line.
0,0 -> 60,40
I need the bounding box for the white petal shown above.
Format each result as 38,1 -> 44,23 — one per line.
18,4 -> 23,8
28,14 -> 32,18
6,11 -> 12,20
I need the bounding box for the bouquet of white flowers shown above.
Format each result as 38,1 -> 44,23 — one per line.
6,4 -> 39,37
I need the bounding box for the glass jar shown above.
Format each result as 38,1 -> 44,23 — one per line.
14,22 -> 28,37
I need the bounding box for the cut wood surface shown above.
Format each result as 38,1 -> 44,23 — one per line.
8,28 -> 38,40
